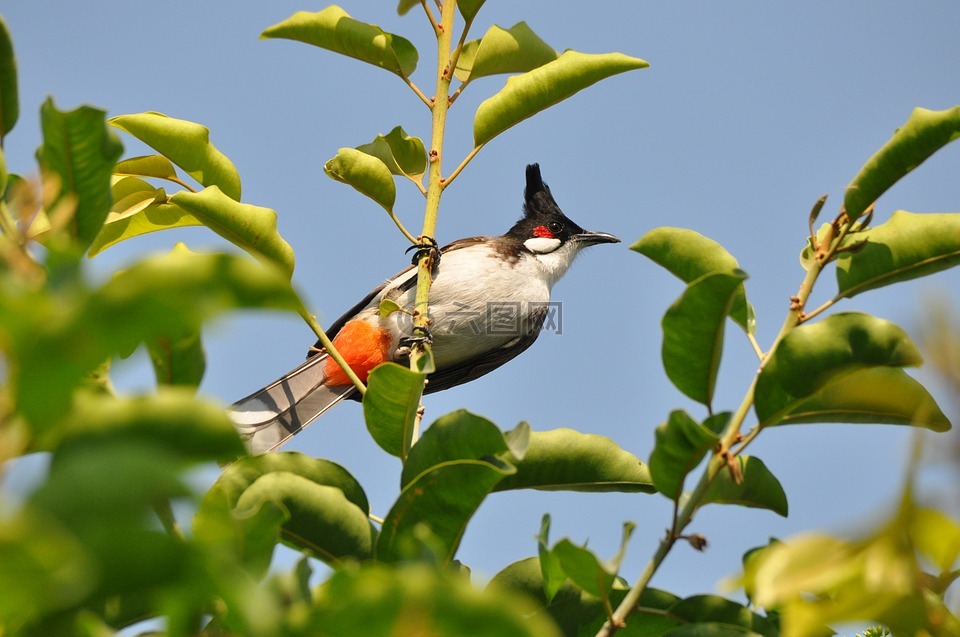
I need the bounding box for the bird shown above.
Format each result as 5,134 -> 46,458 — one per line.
228,164 -> 620,453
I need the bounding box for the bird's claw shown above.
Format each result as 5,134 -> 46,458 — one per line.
406,236 -> 441,267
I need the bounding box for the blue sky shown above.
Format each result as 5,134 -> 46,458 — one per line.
4,1 -> 960,606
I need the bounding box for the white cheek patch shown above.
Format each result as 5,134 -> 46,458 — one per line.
524,236 -> 562,254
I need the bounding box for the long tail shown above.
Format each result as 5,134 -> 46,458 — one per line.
227,353 -> 356,454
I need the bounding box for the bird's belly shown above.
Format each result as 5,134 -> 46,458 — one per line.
435,264 -> 548,367
383,250 -> 551,370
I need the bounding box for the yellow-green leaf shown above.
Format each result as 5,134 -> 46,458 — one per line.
756,313 -> 923,427
263,6 -> 418,77
836,211 -> 960,298
777,367 -> 950,432
474,51 -> 647,147
455,22 -> 557,83
324,147 -> 396,214
356,126 -> 426,180
110,112 -> 241,200
845,106 -> 960,220
169,187 -> 294,278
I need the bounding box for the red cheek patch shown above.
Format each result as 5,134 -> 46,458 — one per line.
323,320 -> 392,385
533,225 -> 554,238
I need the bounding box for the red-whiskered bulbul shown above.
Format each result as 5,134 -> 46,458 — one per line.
229,164 -> 619,453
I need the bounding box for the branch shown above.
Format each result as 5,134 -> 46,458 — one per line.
405,0 -> 458,448
599,209 -> 853,636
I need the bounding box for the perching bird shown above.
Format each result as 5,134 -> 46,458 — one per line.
229,164 -> 619,453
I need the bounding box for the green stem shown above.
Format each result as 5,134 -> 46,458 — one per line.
387,208 -> 419,244
444,144 -> 483,189
297,300 -> 366,396
406,0 -> 457,442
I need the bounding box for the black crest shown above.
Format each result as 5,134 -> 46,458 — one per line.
523,163 -> 560,218
501,164 -> 586,243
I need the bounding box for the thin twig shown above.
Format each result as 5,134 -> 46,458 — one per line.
297,302 -> 366,396
443,144 -> 483,189
746,332 -> 764,360
799,295 -> 841,323
419,0 -> 440,34
404,76 -> 434,108
388,209 -> 419,244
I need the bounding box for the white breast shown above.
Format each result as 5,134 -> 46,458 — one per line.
360,243 -> 554,369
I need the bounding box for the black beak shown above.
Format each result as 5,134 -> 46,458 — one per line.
572,230 -> 620,246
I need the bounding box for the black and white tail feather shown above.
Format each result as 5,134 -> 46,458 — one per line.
228,354 -> 357,454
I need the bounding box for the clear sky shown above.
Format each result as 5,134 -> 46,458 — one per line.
4,0 -> 960,606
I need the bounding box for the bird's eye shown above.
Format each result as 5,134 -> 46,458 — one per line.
548,221 -> 563,234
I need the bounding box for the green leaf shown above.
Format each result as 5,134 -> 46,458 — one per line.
356,126 -> 426,180
363,362 -> 425,459
489,557 -> 681,637
700,456 -> 788,517
109,112 -> 241,200
379,298 -> 402,317
396,0 -> 419,16
487,557 -> 603,635
29,438 -> 194,600
537,515 -> 566,603
324,147 -> 397,213
844,106 -> 960,220
262,7 -> 418,78
195,453 -> 371,574
836,211 -> 960,298
169,186 -> 295,278
777,367 -> 950,432
0,16 -> 18,137
662,271 -> 748,408
755,312 -> 924,427
474,51 -> 647,147
746,532 -> 927,637
146,331 -> 206,388
56,390 -> 245,462
37,99 -> 123,252
493,428 -> 655,493
633,227 -> 753,332
200,452 -> 370,518
235,472 -> 376,563
668,595 -> 779,637
551,539 -> 620,602
456,0 -> 486,23
309,563 -> 562,637
8,246 -> 298,430
909,507 -> 960,573
113,154 -> 178,181
0,511 -> 95,629
662,625 -> 764,637
401,409 -> 508,488
455,22 -> 557,82
88,177 -> 202,258
377,459 -> 512,563
650,411 -> 727,500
